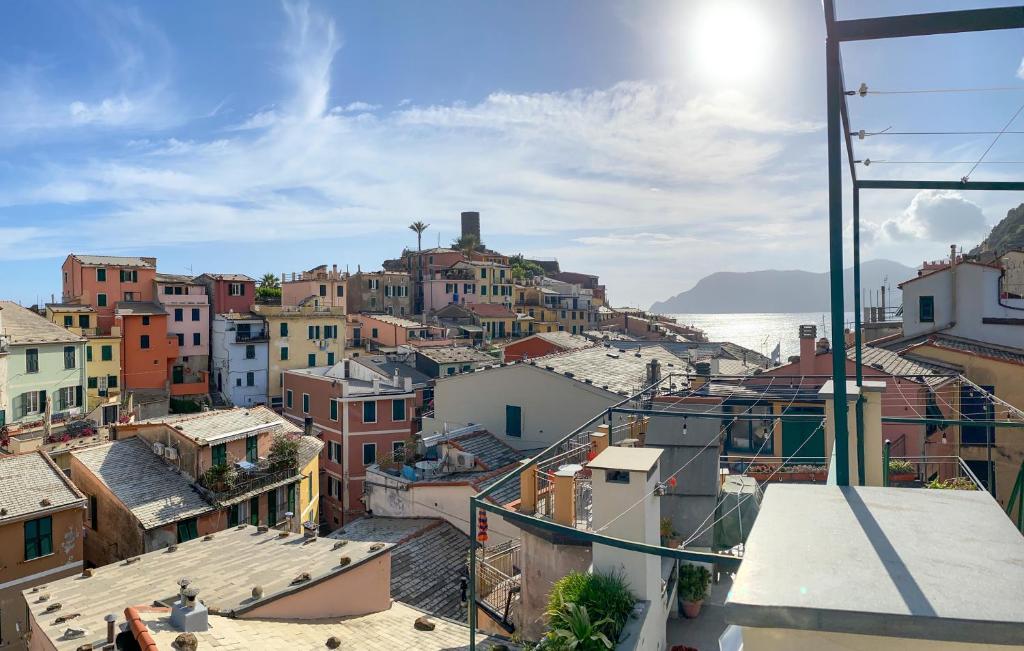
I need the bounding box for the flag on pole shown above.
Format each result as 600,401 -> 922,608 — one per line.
770,342 -> 781,365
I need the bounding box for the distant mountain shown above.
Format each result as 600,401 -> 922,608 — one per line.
649,259 -> 916,314
970,202 -> 1024,256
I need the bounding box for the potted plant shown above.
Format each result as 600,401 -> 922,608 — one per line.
888,458 -> 916,482
202,463 -> 237,492
544,602 -> 614,650
678,564 -> 711,619
659,517 -> 681,548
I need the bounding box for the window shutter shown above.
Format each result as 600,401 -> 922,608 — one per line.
240,283 -> 246,295
75,385 -> 83,407
39,390 -> 47,412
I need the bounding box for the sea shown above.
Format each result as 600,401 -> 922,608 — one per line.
666,312 -> 856,361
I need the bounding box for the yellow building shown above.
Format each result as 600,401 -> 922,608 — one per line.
253,304 -> 346,409
893,335 -> 1024,525
514,285 -> 562,334
45,304 -> 122,420
298,442 -> 320,526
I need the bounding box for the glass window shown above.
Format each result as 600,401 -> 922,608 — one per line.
249,495 -> 260,525
193,333 -> 201,345
97,268 -> 106,282
140,335 -> 150,349
919,295 -> 935,323
280,322 -> 288,337
142,316 -> 150,326
63,346 -> 76,369
392,399 -> 406,421
246,344 -> 256,359
286,390 -> 293,408
246,371 -> 254,386
24,516 -> 53,560
307,353 -> 316,367
330,400 -> 338,421
174,308 -> 183,322
26,349 -> 39,373
192,308 -> 200,321
63,315 -> 73,327
362,443 -> 377,465
177,333 -> 184,347
108,375 -> 118,388
393,440 -> 406,461
363,401 -> 377,423
101,345 -> 113,361
327,352 -> 335,365
97,293 -> 107,307
302,393 -> 309,413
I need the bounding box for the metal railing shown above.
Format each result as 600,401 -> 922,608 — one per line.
885,456 -> 986,491
234,330 -> 269,342
199,466 -> 300,504
720,456 -> 831,484
475,541 -> 521,628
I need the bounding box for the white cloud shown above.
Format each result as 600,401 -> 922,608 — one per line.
876,191 -> 988,243
1018,56 -> 1024,80
334,101 -> 380,113
280,0 -> 340,120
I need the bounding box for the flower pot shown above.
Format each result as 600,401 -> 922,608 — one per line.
681,600 -> 703,618
889,472 -> 916,482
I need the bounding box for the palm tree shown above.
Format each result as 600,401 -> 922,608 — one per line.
409,221 -> 429,323
259,273 -> 280,289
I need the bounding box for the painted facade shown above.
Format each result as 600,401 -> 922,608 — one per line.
61,254 -> 157,331
44,304 -> 121,419
0,302 -> 87,428
192,273 -> 256,315
0,452 -> 85,650
154,274 -> 210,396
357,313 -> 442,348
281,264 -> 348,308
253,304 -> 346,407
211,313 -> 269,407
425,260 -> 513,311
347,270 -> 413,316
900,260 -> 1024,349
114,303 -> 177,392
282,362 -> 417,528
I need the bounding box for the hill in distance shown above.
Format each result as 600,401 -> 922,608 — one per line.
649,259 -> 915,314
970,202 -> 1024,256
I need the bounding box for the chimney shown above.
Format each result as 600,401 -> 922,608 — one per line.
691,361 -> 711,391
798,325 -> 817,376
170,582 -> 208,633
646,359 -> 661,385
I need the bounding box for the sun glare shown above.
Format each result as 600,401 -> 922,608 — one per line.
691,2 -> 771,85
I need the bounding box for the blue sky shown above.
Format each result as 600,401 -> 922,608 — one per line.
1,0 -> 1023,308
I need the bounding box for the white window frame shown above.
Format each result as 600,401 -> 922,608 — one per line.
362,442 -> 377,466
229,282 -> 243,296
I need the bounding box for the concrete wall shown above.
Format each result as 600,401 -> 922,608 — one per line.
517,529 -> 592,642
902,263 -> 1024,348
422,364 -> 619,451
644,412 -> 720,548
740,626 -> 1022,651
241,553 -> 391,619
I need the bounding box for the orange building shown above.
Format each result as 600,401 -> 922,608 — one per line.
62,254 -> 157,330
115,302 -> 177,391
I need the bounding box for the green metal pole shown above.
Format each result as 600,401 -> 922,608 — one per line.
883,439 -> 891,488
853,186 -> 865,486
468,497 -> 478,651
825,3 -> 850,486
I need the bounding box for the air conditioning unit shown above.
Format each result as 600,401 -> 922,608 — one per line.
164,446 -> 179,461
450,452 -> 476,471
152,442 -> 165,456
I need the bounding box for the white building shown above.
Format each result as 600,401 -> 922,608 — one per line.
421,344 -> 690,451
211,313 -> 269,407
899,260 -> 1024,349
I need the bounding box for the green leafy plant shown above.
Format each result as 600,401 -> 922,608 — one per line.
660,516 -> 673,539
888,458 -> 915,474
678,564 -> 711,603
259,273 -> 280,289
202,463 -> 237,491
926,476 -> 976,490
546,571 -> 635,644
544,602 -> 613,651
268,434 -> 300,470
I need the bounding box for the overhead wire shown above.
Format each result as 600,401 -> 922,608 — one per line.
964,98 -> 1024,181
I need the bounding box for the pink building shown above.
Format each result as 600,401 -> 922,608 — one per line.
154,274 -> 210,395
356,314 -> 447,348
281,264 -> 347,309
193,273 -> 256,315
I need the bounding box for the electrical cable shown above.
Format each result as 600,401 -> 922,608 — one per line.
964,99 -> 1024,181
848,85 -> 1024,96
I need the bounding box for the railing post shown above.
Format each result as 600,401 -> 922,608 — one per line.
469,497 -> 478,651
882,440 -> 891,488
552,467 -> 576,527
519,460 -> 537,515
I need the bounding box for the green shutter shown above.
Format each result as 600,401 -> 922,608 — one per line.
268,490 -> 277,526
505,405 -> 522,437
102,345 -> 113,361
281,346 -> 288,360
87,346 -> 93,362
288,483 -> 296,514
330,400 -> 338,421
176,518 -> 198,543
228,504 -> 239,527
246,436 -> 258,462
280,322 -> 288,337
250,496 -> 260,525
212,443 -> 227,466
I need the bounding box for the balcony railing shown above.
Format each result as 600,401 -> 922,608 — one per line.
720,456 -> 831,485
233,330 -> 269,343
886,456 -> 987,491
198,465 -> 300,505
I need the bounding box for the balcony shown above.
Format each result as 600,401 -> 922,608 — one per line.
233,329 -> 269,343
196,462 -> 301,506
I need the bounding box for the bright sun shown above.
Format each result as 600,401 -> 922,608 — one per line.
691,2 -> 771,85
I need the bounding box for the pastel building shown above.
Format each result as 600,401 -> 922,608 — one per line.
61,254 -> 157,331
357,313 -> 446,348
347,270 -> 413,316
0,301 -> 87,428
253,304 -> 346,408
211,313 -> 269,407
281,264 -> 347,309
192,273 -> 257,315
154,274 -> 210,397
114,302 -> 177,392
282,360 -> 418,527
425,260 -> 513,311
44,304 -> 122,422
